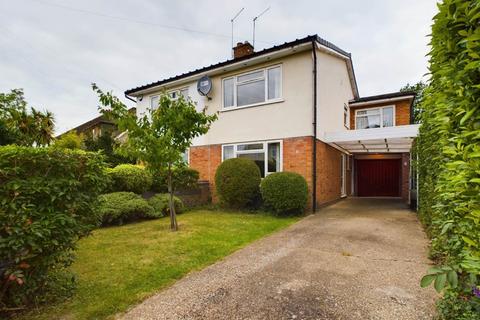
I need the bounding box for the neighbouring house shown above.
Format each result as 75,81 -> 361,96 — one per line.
125,35 -> 419,211
58,108 -> 136,140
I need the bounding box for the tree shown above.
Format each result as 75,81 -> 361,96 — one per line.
400,81 -> 427,123
83,130 -> 136,167
0,89 -> 55,146
92,84 -> 217,230
53,131 -> 84,149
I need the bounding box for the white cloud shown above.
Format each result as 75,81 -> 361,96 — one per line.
0,0 -> 437,134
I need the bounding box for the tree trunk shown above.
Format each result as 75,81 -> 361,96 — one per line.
167,163 -> 178,231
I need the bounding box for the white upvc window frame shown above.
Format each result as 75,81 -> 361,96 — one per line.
150,95 -> 160,110
354,105 -> 396,129
168,87 -> 189,100
221,64 -> 283,111
221,140 -> 283,177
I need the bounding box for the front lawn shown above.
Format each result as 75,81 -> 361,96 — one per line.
23,210 -> 298,320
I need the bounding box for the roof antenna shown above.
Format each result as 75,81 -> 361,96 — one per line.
231,7 -> 245,58
252,6 -> 270,48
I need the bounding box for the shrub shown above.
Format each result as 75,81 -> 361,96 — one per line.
260,172 -> 308,216
107,164 -> 152,194
150,165 -> 199,193
0,146 -> 108,312
148,194 -> 184,217
416,0 -> 480,317
215,158 -> 261,208
98,192 -> 156,225
53,131 -> 83,149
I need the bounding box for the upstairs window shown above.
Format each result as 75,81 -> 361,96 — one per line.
150,95 -> 159,110
169,87 -> 189,100
355,106 -> 395,129
223,65 -> 282,109
222,141 -> 282,177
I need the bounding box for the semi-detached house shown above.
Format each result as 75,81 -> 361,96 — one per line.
125,35 -> 419,211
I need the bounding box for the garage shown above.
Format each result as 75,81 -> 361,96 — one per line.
356,158 -> 401,197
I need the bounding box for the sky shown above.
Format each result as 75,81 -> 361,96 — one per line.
0,0 -> 438,134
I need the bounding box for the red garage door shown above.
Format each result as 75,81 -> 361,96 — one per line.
356,159 -> 400,197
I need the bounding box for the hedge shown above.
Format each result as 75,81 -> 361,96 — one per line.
214,158 -> 261,208
150,165 -> 199,193
416,1 -> 480,318
107,164 -> 152,194
148,193 -> 184,217
0,146 -> 108,311
98,192 -> 157,225
260,172 -> 308,216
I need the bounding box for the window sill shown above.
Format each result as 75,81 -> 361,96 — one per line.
220,99 -> 284,113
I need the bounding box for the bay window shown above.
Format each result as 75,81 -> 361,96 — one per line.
355,106 -> 395,129
223,65 -> 282,109
222,141 -> 282,177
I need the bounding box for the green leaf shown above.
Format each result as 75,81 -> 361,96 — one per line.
447,270 -> 458,288
462,236 -> 476,246
420,274 -> 436,288
434,273 -> 447,293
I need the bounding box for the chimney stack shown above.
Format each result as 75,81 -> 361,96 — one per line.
233,41 -> 254,59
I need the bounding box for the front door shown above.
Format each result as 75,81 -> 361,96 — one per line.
356,159 -> 400,197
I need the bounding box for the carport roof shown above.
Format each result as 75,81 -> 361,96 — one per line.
323,124 -> 420,154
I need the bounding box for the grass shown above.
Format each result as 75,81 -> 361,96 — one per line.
22,210 -> 298,320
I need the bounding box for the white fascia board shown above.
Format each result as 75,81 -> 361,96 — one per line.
349,96 -> 414,107
323,124 -> 420,143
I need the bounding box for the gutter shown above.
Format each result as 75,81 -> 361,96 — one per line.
311,40 -> 318,212
124,93 -> 136,103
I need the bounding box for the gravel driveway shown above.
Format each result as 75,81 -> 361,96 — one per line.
121,198 -> 437,320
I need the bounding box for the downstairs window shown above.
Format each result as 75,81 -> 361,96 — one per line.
222,141 -> 282,177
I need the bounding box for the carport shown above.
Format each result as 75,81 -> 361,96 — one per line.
324,124 -> 419,201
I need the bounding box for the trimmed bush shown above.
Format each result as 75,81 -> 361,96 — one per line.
150,166 -> 199,193
260,172 -> 308,215
107,164 -> 152,194
148,194 -> 184,217
98,192 -> 156,225
0,146 -> 108,311
215,158 -> 261,208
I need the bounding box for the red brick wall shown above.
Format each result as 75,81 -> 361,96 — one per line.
350,99 -> 412,129
316,140 -> 343,205
189,137 -> 347,211
189,144 -> 222,200
282,137 -> 314,208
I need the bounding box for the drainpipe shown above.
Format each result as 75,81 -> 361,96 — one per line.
311,39 -> 318,212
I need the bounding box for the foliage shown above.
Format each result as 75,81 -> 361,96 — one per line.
260,172 -> 308,216
53,131 -> 83,149
150,164 -> 199,193
98,192 -> 156,225
416,0 -> 480,317
0,145 -> 108,313
107,164 -> 152,194
148,193 -> 184,217
83,130 -> 136,167
400,81 -> 427,123
19,210 -> 298,320
215,158 -> 261,209
93,84 -> 217,230
0,89 -> 55,146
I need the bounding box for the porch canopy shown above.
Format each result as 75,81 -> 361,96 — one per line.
323,124 -> 420,154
